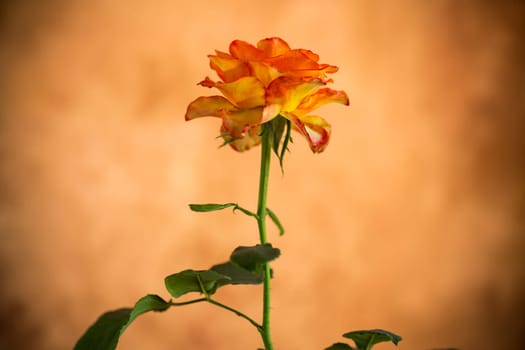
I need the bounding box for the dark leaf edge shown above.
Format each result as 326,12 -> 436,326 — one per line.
343,329 -> 402,349
324,342 -> 356,350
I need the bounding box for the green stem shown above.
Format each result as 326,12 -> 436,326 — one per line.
169,298 -> 207,307
207,298 -> 262,332
257,125 -> 273,350
170,297 -> 262,333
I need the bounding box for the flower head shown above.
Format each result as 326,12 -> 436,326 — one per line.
185,37 -> 349,153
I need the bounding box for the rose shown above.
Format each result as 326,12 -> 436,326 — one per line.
185,37 -> 349,153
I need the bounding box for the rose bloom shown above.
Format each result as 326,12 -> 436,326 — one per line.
185,37 -> 349,153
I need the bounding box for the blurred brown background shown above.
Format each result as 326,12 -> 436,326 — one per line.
1,1 -> 524,349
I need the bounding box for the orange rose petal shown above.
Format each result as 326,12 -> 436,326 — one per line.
229,40 -> 265,61
214,50 -> 232,58
297,88 -> 350,113
266,50 -> 320,72
199,76 -> 266,109
298,49 -> 320,62
185,96 -> 236,121
285,64 -> 339,80
288,114 -> 331,153
209,55 -> 250,83
249,61 -> 282,87
318,63 -> 339,73
257,37 -> 291,57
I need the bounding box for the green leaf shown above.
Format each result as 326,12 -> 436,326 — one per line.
219,138 -> 235,148
189,203 -> 237,212
279,118 -> 292,170
343,329 -> 402,350
271,116 -> 286,158
230,244 -> 280,273
74,294 -> 171,350
268,116 -> 292,172
163,246 -> 278,299
74,309 -> 131,350
211,262 -> 263,285
164,269 -> 231,298
189,202 -> 257,217
125,294 -> 171,330
325,343 -> 356,350
267,207 -> 285,235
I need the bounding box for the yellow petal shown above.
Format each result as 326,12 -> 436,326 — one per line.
185,96 -> 236,121
209,54 -> 250,83
296,88 -> 349,114
199,76 -> 266,109
266,77 -> 325,113
214,50 -> 231,58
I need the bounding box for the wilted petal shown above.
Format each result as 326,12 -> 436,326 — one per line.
224,107 -> 265,137
296,88 -> 349,114
261,103 -> 281,123
257,37 -> 291,57
288,114 -> 331,153
221,124 -> 262,152
199,76 -> 266,109
229,40 -> 265,61
220,108 -> 264,150
209,54 -> 250,83
185,96 -> 236,121
266,76 -> 325,113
